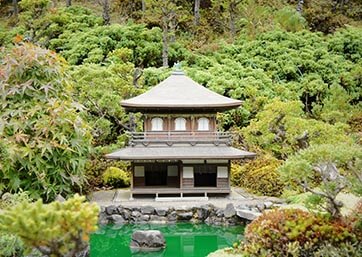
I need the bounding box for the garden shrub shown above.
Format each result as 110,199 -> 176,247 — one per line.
0,44 -> 92,201
102,167 -> 130,188
84,158 -> 129,191
0,195 -> 99,257
244,209 -> 357,256
346,201 -> 362,241
0,233 -> 25,257
231,155 -> 284,197
313,242 -> 362,257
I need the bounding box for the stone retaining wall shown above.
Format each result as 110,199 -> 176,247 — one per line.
99,201 -> 283,226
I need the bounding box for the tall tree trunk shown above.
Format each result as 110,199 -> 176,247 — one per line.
162,16 -> 169,67
133,68 -> 143,88
12,0 -> 19,20
194,0 -> 200,26
296,0 -> 304,14
169,10 -> 176,43
141,0 -> 146,12
229,3 -> 236,38
102,0 -> 110,25
66,0 -> 71,7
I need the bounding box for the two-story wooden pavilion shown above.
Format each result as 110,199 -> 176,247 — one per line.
106,69 -> 256,199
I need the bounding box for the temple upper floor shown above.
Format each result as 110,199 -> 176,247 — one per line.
143,114 -> 217,132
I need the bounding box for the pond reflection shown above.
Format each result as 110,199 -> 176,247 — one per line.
90,223 -> 244,257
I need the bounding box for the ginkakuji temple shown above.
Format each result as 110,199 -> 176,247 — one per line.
106,68 -> 256,199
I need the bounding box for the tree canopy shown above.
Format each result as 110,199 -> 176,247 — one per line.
0,43 -> 92,201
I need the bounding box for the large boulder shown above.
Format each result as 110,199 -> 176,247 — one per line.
110,214 -> 125,224
236,209 -> 261,221
130,230 -> 166,252
177,211 -> 193,221
141,206 -> 155,215
224,203 -> 236,218
155,207 -> 169,216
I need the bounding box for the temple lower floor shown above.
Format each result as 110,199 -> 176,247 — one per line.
130,160 -> 230,198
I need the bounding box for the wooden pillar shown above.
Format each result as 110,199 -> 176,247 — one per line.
130,162 -> 134,200
168,115 -> 171,136
130,162 -> 134,190
228,160 -> 231,188
179,160 -> 183,189
191,116 -> 195,134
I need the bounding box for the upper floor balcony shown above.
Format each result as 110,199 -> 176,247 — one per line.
129,131 -> 232,147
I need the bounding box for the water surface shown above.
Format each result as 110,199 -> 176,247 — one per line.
90,223 -> 244,257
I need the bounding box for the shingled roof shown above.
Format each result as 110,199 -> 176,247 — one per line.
106,145 -> 256,160
121,70 -> 241,112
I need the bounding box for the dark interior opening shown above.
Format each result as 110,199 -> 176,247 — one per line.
145,164 -> 167,186
194,165 -> 217,187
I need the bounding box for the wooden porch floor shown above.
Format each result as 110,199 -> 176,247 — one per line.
131,187 -> 230,195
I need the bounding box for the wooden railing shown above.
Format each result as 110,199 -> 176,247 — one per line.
129,131 -> 231,146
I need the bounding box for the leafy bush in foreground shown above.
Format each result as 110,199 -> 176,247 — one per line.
0,194 -> 99,257
0,233 -> 25,257
0,43 -> 92,201
242,209 -> 357,256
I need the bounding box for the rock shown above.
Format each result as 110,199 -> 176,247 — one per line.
140,215 -> 150,221
177,211 -> 193,221
110,214 -> 126,224
130,230 -> 166,251
236,204 -> 251,210
55,194 -> 65,202
105,205 -> 118,215
148,215 -> 168,224
120,209 -> 130,220
224,203 -> 236,218
98,212 -> 109,226
168,211 -> 177,222
141,206 -> 155,215
215,209 -> 224,217
131,210 -> 142,218
155,207 -> 169,216
236,209 -> 261,221
204,217 -> 211,224
149,215 -> 168,224
256,203 -> 265,212
175,206 -> 189,212
197,208 -> 209,220
264,201 -> 273,209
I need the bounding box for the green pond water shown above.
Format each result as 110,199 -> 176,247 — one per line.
90,223 -> 244,257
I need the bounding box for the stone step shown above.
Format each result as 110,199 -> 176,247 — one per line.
155,196 -> 208,202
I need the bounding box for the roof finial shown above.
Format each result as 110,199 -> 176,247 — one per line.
172,62 -> 184,75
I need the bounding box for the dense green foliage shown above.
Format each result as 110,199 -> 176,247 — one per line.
0,194 -> 99,257
102,166 -> 130,188
231,156 -> 284,197
83,158 -> 129,191
0,44 -> 92,201
0,233 -> 25,257
232,208 -> 360,256
0,192 -> 32,257
279,143 -> 362,217
0,0 -> 360,255
0,0 -> 360,204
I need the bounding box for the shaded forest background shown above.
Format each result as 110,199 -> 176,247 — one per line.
0,0 -> 361,202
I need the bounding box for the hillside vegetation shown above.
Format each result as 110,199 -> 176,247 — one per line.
0,1 -> 361,256
0,0 -> 361,204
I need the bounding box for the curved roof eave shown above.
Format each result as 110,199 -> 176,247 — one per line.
121,71 -> 242,110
